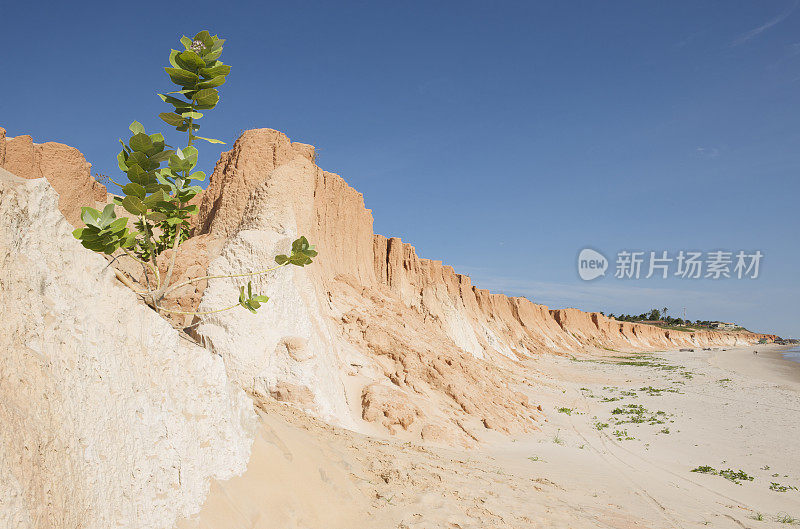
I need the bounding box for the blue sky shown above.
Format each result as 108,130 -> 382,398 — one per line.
2,1 -> 798,337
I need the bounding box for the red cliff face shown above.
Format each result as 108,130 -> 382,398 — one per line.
193,128 -> 775,358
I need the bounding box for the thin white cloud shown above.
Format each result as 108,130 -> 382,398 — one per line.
696,146 -> 720,158
731,2 -> 798,47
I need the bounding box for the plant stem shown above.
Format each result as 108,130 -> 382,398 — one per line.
155,226 -> 181,303
162,262 -> 288,298
156,302 -> 240,316
122,247 -> 159,287
154,94 -> 196,307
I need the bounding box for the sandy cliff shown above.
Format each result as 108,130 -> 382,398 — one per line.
182,129 -> 774,445
0,169 -> 256,529
0,126 -> 775,448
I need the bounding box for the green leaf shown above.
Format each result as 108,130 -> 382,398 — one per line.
149,133 -> 166,152
286,236 -> 318,266
149,149 -> 175,164
156,173 -> 178,194
194,88 -> 219,107
168,49 -> 181,68
81,207 -> 101,227
197,75 -> 227,89
125,163 -> 146,184
109,217 -> 128,231
193,30 -> 213,47
165,67 -> 199,87
159,112 -> 184,127
122,182 -> 146,200
180,36 -> 192,49
188,170 -> 206,181
177,50 -> 206,71
194,135 -> 225,144
72,227 -> 85,239
129,133 -> 153,153
129,121 -> 145,135
121,196 -> 147,216
117,151 -> 129,171
210,37 -> 225,51
180,145 -> 198,159
180,111 -> 204,120
98,203 -> 116,227
236,281 -> 270,313
158,93 -> 191,109
275,254 -> 289,265
122,232 -> 137,248
168,154 -> 192,173
144,188 -> 169,206
203,47 -> 223,63
146,211 -> 167,222
199,64 -> 231,78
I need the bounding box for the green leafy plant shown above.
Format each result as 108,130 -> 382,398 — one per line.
776,512 -> 799,524
770,482 -> 799,493
238,281 -> 269,314
691,465 -> 754,485
552,429 -> 564,445
73,31 -> 315,315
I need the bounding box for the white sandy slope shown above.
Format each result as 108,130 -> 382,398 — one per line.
179,345 -> 800,529
0,169 -> 257,529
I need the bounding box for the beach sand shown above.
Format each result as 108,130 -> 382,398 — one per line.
178,345 -> 800,529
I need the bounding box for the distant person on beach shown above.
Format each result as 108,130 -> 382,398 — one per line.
753,350 -> 758,355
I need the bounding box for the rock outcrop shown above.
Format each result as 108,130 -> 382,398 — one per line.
0,128 -> 107,226
0,169 -> 256,529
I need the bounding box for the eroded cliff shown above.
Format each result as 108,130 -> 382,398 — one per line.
182,129 -> 773,445
0,126 -> 775,448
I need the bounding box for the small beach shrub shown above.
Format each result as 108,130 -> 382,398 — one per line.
776,512 -> 799,524
770,482 -> 799,493
552,429 -> 564,445
691,465 -> 754,485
